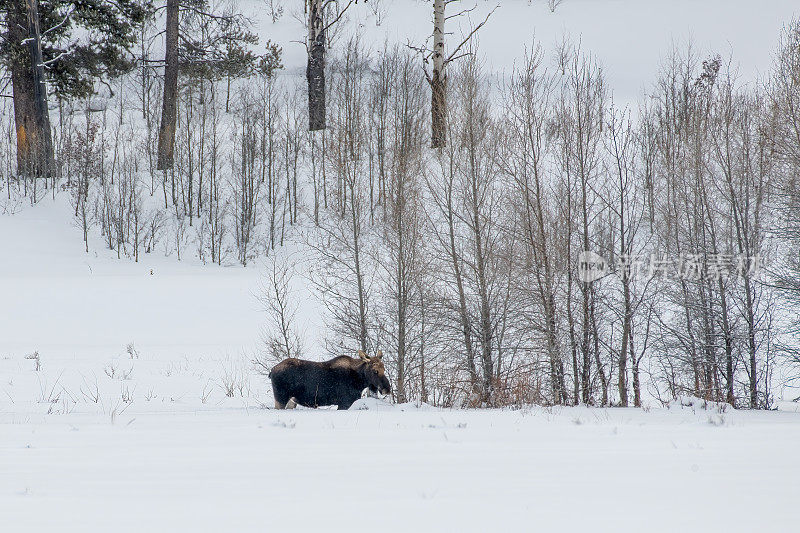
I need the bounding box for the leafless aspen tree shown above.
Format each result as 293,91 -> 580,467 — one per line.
555,42 -> 608,405
602,106 -> 656,407
771,21 -> 800,391
648,48 -> 722,402
429,56 -> 510,404
375,48 -> 427,403
254,255 -> 305,373
418,0 -> 495,148
231,87 -> 263,265
709,71 -> 775,408
498,44 -> 568,404
68,119 -> 102,253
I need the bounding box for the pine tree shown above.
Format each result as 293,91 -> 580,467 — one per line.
155,0 -> 279,170
0,0 -> 150,177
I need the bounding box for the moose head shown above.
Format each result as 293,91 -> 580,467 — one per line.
358,350 -> 392,397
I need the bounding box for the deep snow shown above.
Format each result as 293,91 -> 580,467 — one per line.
2,401 -> 799,532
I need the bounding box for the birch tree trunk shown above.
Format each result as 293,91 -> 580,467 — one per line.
430,0 -> 446,148
307,0 -> 326,131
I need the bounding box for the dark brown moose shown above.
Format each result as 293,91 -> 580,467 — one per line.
269,351 -> 391,410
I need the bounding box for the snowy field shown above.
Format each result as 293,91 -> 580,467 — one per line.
3,0 -> 800,531
1,398 -> 799,532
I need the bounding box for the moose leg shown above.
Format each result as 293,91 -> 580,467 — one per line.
274,400 -> 285,409
285,397 -> 298,409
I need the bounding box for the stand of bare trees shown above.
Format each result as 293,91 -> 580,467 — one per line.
3,6 -> 800,408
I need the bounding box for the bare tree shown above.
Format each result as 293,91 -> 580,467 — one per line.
771,20 -> 800,397
231,86 -> 263,265
602,105 -> 656,406
412,0 -> 495,148
309,39 -> 375,355
255,256 -> 304,373
374,48 -> 427,403
710,71 -> 776,408
426,56 -> 510,404
498,44 -> 568,404
555,42 -> 608,405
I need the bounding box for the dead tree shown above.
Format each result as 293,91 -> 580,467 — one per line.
413,1 -> 495,148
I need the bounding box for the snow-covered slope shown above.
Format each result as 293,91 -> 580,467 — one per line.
250,0 -> 799,105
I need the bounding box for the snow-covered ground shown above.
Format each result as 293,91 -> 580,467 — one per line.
3,1 -> 800,531
2,399 -> 799,532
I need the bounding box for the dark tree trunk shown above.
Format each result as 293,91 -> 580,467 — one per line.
618,278 -> 632,407
306,0 -> 326,131
157,0 -> 179,170
10,0 -> 54,179
430,70 -> 446,148
631,336 -> 642,407
745,277 -> 758,408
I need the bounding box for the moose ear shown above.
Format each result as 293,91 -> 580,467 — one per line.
358,350 -> 369,361
376,351 -> 383,360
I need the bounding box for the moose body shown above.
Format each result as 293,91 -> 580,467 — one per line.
269,351 -> 391,410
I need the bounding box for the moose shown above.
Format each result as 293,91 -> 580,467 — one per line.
269,351 -> 392,410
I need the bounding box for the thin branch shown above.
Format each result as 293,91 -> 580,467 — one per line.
321,0 -> 358,33
445,5 -> 498,65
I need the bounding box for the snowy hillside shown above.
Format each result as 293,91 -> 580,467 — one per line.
2,0 -> 800,531
247,0 -> 799,104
